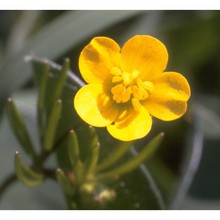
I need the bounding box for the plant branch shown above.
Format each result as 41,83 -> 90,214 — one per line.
0,173 -> 17,201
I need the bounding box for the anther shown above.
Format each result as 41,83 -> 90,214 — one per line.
111,67 -> 121,75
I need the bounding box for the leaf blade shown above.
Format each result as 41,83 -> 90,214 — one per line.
6,98 -> 36,158
96,133 -> 164,181
43,99 -> 62,151
15,151 -> 44,187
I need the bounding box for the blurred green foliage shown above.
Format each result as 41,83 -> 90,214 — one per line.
0,10 -> 220,210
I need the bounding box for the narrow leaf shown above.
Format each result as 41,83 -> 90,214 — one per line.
56,168 -> 75,196
68,130 -> 80,168
50,58 -> 69,105
36,61 -> 49,143
43,99 -> 62,151
68,130 -> 85,183
15,151 -> 44,187
96,133 -> 164,181
84,127 -> 100,177
96,141 -> 133,172
6,98 -> 35,158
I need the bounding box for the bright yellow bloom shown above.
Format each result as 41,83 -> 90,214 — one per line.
74,35 -> 191,141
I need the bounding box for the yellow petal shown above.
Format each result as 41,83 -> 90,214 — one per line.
107,107 -> 152,141
79,37 -> 121,84
121,35 -> 168,80
74,84 -> 118,127
144,71 -> 191,121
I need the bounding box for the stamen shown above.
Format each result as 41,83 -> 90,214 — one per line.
111,68 -> 154,110
132,98 -> 142,111
111,84 -> 124,94
143,81 -> 154,92
131,70 -> 139,79
111,84 -> 126,103
112,76 -> 122,83
121,87 -> 131,102
131,85 -> 141,100
111,67 -> 121,75
122,72 -> 131,85
139,86 -> 149,99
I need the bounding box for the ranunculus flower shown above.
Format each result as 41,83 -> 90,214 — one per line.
74,35 -> 191,141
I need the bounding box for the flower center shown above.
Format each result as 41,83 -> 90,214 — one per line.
110,67 -> 154,111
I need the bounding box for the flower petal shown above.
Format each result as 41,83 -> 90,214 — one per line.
79,37 -> 121,84
121,35 -> 168,80
107,107 -> 152,141
144,71 -> 191,121
74,84 -> 118,127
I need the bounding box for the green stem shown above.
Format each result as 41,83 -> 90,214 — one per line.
0,173 -> 17,201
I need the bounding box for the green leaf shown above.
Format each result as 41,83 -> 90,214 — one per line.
56,168 -> 75,196
96,133 -> 164,181
31,57 -> 84,141
43,59 -> 70,121
68,130 -> 80,168
6,98 -> 36,158
84,127 -> 100,178
43,99 -> 62,151
67,125 -> 101,183
68,130 -> 84,184
96,141 -> 133,172
35,61 -> 49,143
15,151 -> 44,187
50,58 -> 69,106
0,11 -> 141,119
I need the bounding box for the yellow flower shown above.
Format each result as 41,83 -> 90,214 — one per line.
74,35 -> 191,141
